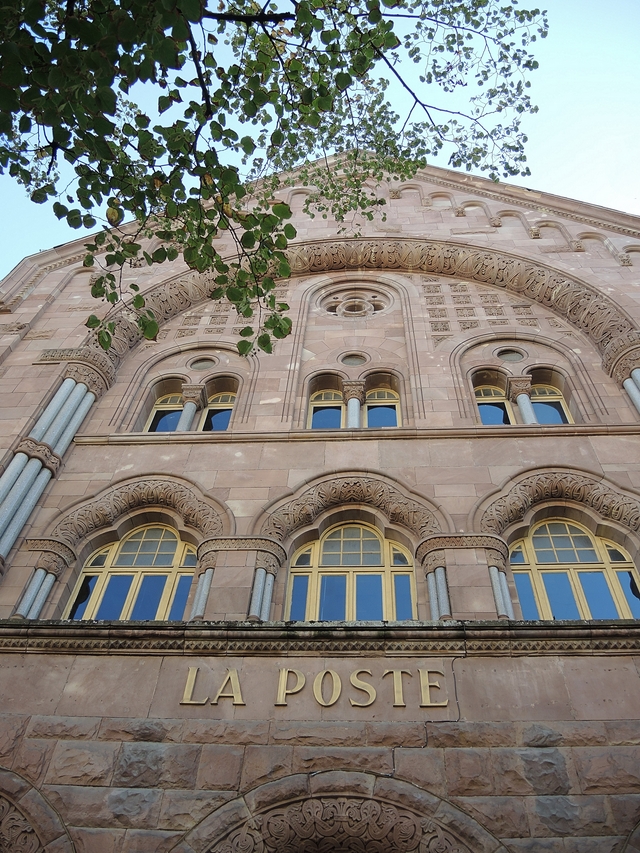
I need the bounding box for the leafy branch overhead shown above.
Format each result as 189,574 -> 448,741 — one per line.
0,0 -> 547,353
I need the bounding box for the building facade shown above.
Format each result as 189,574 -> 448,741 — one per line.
0,166 -> 640,852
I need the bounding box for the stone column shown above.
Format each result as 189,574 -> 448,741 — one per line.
507,376 -> 537,425
177,384 -> 207,432
15,541 -> 76,619
487,547 -> 514,619
251,552 -> 281,621
420,549 -> 451,621
623,378 -> 640,415
189,554 -> 217,621
343,381 -> 365,428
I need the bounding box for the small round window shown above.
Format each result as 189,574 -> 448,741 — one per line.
190,357 -> 218,370
496,349 -> 525,362
341,353 -> 367,366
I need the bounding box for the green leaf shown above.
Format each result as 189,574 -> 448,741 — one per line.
240,231 -> 255,249
97,329 -> 112,351
132,294 -> 145,309
335,72 -> 353,91
239,326 -> 253,337
272,203 -> 292,219
86,315 -> 101,329
283,223 -> 297,239
237,339 -> 253,356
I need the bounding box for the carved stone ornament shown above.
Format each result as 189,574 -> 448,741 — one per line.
37,346 -> 116,386
416,534 -> 508,566
480,471 -> 640,535
51,478 -> 224,547
256,552 -> 280,576
610,347 -> 640,384
602,331 -> 640,373
198,537 -> 286,565
181,383 -> 207,408
209,796 -> 473,853
342,380 -> 366,405
506,375 -> 532,403
423,549 -> 445,574
64,362 -> 108,398
261,477 -> 440,542
0,794 -> 43,853
26,539 -> 76,578
486,548 -> 506,572
15,438 -> 62,476
198,552 -> 218,573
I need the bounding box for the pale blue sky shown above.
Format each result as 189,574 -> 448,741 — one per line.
1,0 -> 638,280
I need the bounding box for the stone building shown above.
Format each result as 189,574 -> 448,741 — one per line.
1,164 -> 640,852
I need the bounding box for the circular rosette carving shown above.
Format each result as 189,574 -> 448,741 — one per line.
211,798 -> 471,853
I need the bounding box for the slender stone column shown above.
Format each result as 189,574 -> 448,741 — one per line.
426,571 -> 440,621
343,381 -> 365,428
249,552 -> 282,621
177,384 -> 207,432
623,378 -> 640,415
189,565 -> 215,621
176,402 -> 198,432
260,572 -> 275,621
14,543 -> 75,620
631,368 -> 640,392
507,376 -> 538,425
29,378 -> 77,441
499,571 -> 516,619
489,564 -> 508,618
27,572 -> 56,619
14,568 -> 47,618
434,566 -> 452,620
248,568 -> 267,621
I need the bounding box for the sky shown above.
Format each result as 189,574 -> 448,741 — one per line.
0,0 -> 638,281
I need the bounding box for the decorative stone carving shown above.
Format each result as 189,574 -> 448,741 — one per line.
506,375 -> 532,403
256,552 -> 280,576
262,477 -> 440,541
15,438 -> 62,475
198,537 -> 287,565
0,322 -> 27,335
389,189 -> 401,199
26,538 -> 76,571
486,548 -> 506,572
181,383 -> 207,408
528,226 -> 541,238
37,346 -> 116,385
422,549 -> 445,574
51,478 -> 225,546
0,794 -> 43,853
480,471 -> 640,535
342,380 -> 366,405
64,362 -> 108,398
210,796 -> 472,853
489,217 -> 502,227
198,552 -> 218,573
416,534 -> 508,565
602,331 -> 640,373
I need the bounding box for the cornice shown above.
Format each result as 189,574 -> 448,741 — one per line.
1,620 -> 639,656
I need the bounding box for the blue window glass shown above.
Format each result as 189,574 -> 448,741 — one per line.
203,408 -> 232,431
617,571 -> 640,618
319,575 -> 346,620
532,400 -> 568,424
356,574 -> 383,620
478,403 -> 510,425
69,575 -> 98,620
149,410 -> 182,432
130,575 -> 167,620
577,572 -> 619,619
95,575 -> 134,620
168,575 -> 193,621
541,572 -> 580,619
367,405 -> 397,428
394,575 -> 413,620
311,406 -> 342,429
514,573 -> 540,619
289,575 -> 309,620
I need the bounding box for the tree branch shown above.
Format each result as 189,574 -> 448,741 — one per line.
202,10 -> 295,24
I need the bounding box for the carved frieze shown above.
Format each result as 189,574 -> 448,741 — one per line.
37,346 -> 116,386
15,438 -> 62,476
198,537 -> 286,565
210,796 -> 473,853
52,479 -> 224,546
0,794 -> 43,853
26,538 -> 76,572
416,534 -> 509,565
480,471 -> 640,535
262,477 -> 440,542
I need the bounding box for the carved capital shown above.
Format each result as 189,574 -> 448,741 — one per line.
181,383 -> 207,408
486,547 -> 506,572
38,347 -> 116,386
608,345 -> 640,384
16,438 -> 62,476
421,549 -> 445,574
65,362 -> 108,398
416,533 -> 509,566
256,551 -> 280,575
198,551 -> 217,573
342,380 -> 366,405
506,375 -> 532,403
26,538 -> 76,578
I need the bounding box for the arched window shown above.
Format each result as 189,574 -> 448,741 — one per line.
510,519 -> 640,620
308,390 -> 345,429
365,389 -> 400,428
64,525 -> 197,621
199,392 -> 236,431
146,393 -> 183,432
286,524 -> 415,621
475,386 -> 514,425
530,385 -> 571,424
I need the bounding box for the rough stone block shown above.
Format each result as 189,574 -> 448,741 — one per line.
519,748 -> 571,795
182,720 -> 269,745
427,722 -> 515,748
0,714 -> 28,763
70,827 -> 126,853
27,716 -> 101,741
563,839 -> 626,853
393,748 -> 446,797
490,749 -> 532,796
197,745 -> 243,790
113,743 -> 201,789
244,774 -> 310,814
270,721 -> 364,746
444,748 -> 493,796
528,795 -> 613,837
13,738 -> 56,786
47,741 -> 119,786
520,723 -> 563,748
312,771 -> 375,798
292,746 -> 392,775
451,796 -> 529,839
573,747 -> 640,793
605,720 -> 640,745
239,746 -> 292,791
121,829 -> 182,852
98,718 -> 183,743
44,785 -> 163,829
364,722 -> 425,747
608,793 -> 640,835
158,790 -> 235,831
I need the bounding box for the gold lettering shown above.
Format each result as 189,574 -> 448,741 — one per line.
275,668 -> 306,706
419,669 -> 448,707
210,669 -> 246,706
382,669 -> 412,707
180,666 -> 209,705
349,669 -> 376,707
313,669 -> 342,707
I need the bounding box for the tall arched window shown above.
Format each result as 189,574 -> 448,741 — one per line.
510,519 -> 640,620
199,392 -> 236,431
286,524 -> 415,621
146,394 -> 183,432
308,390 -> 345,429
64,525 -> 197,621
364,389 -> 400,427
475,386 -> 514,425
530,385 -> 571,424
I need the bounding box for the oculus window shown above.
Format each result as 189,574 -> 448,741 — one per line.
286,524 -> 415,621
309,390 -> 344,429
510,520 -> 640,620
365,389 -> 400,428
65,525 -> 197,622
146,393 -> 183,432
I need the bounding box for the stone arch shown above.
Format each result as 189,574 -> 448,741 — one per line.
0,767 -> 74,852
86,238 -> 638,381
474,468 -> 640,538
174,771 -> 508,853
256,472 -> 446,542
48,475 -> 231,549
